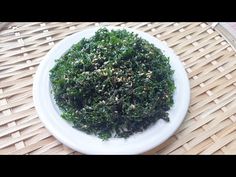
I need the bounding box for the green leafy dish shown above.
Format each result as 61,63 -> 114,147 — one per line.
49,28 -> 175,140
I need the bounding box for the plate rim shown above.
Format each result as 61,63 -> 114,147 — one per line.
33,26 -> 190,154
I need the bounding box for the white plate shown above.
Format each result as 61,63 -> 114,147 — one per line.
33,26 -> 190,154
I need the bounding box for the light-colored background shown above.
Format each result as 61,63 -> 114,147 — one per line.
1,22 -> 236,154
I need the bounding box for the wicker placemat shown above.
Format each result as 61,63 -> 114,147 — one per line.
1,22 -> 236,155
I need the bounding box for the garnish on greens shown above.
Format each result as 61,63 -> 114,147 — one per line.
50,28 -> 175,140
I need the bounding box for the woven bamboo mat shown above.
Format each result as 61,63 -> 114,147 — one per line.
1,22 -> 236,155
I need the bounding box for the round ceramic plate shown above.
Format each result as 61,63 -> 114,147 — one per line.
33,26 -> 190,154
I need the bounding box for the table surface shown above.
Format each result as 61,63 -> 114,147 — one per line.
1,22 -> 236,155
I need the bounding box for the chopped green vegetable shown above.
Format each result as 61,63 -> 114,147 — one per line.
50,28 -> 175,140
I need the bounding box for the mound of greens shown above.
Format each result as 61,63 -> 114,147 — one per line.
50,28 -> 175,140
